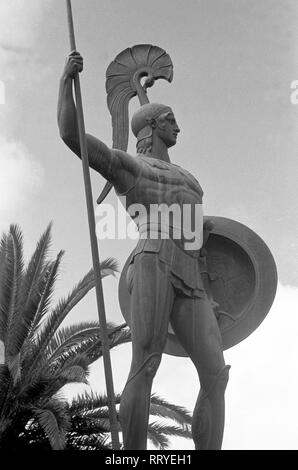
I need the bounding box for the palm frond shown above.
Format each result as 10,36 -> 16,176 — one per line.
17,375 -> 53,406
28,270 -> 94,374
33,258 -> 118,365
108,323 -> 131,350
5,352 -> 21,385
18,353 -> 89,404
0,340 -> 4,365
18,223 -> 52,334
70,416 -> 111,433
0,364 -> 11,411
46,322 -> 102,360
95,257 -> 119,278
83,324 -> 131,365
30,251 -> 64,335
150,394 -> 192,426
51,352 -> 90,376
5,226 -> 25,359
20,253 -> 64,366
45,334 -> 102,374
17,424 -> 51,450
0,233 -> 9,341
48,322 -> 129,367
9,252 -> 64,360
21,224 -> 52,310
37,354 -> 90,398
148,421 -> 192,449
148,422 -> 170,449
66,432 -> 110,450
59,365 -> 89,384
31,398 -> 70,450
69,391 -> 121,416
32,408 -> 64,450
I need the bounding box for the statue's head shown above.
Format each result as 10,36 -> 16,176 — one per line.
131,102 -> 180,154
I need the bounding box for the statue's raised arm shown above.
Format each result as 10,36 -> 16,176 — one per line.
57,45 -> 174,198
57,52 -> 139,194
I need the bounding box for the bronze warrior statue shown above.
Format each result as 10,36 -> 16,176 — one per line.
58,45 -> 277,450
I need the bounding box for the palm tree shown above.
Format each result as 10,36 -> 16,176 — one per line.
0,223 -> 120,449
65,392 -> 192,450
12,392 -> 192,451
0,224 -> 192,450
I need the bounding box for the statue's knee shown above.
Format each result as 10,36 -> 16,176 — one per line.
216,365 -> 230,393
144,353 -> 161,379
126,352 -> 162,385
204,365 -> 230,398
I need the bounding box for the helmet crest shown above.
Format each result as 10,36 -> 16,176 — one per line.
97,44 -> 173,204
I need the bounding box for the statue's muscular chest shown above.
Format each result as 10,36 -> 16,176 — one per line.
127,156 -> 203,207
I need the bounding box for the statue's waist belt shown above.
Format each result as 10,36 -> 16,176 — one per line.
138,221 -> 203,252
132,238 -> 206,296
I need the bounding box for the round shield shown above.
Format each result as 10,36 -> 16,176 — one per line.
118,216 -> 278,356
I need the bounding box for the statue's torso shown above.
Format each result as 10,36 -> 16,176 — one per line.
118,155 -> 205,297
121,155 -> 203,208
116,155 -> 204,253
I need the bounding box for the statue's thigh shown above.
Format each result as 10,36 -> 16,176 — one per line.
171,296 -> 225,388
130,253 -> 174,351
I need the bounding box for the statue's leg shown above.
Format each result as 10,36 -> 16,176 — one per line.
119,253 -> 175,450
171,296 -> 230,450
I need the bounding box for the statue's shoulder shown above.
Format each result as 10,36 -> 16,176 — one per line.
171,161 -> 193,175
172,163 -> 203,193
114,149 -> 142,170
139,155 -> 172,171
114,148 -> 135,159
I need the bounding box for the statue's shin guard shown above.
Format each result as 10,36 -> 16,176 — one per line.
192,365 -> 230,450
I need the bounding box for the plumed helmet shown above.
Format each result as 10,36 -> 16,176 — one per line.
131,103 -> 173,137
97,44 -> 173,204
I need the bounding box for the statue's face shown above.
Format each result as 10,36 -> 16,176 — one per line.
154,112 -> 180,148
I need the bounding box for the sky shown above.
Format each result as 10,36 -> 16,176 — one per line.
0,0 -> 298,450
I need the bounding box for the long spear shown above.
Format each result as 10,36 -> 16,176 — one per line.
65,0 -> 120,449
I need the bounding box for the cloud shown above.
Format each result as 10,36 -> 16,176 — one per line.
0,135 -> 43,229
0,0 -> 52,82
0,1 -> 49,227
0,43 -> 32,55
0,0 -> 50,45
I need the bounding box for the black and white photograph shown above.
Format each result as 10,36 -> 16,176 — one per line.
0,0 -> 297,453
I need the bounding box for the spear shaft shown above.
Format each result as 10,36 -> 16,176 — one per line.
65,0 -> 120,450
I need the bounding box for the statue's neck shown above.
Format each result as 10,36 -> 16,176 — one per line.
148,138 -> 171,162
